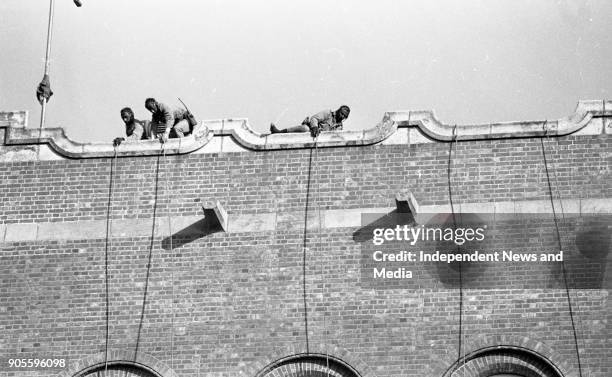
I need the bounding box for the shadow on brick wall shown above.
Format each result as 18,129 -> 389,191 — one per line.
161,217 -> 223,250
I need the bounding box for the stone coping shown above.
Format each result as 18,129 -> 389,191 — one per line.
1,100 -> 610,159
2,117 -> 213,159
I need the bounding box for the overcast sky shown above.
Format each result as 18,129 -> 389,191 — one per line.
1,0 -> 611,142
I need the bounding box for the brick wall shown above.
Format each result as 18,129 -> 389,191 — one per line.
1,136 -> 610,223
0,132 -> 610,377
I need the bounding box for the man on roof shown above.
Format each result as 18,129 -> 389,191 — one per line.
270,105 -> 350,137
145,98 -> 192,142
113,107 -> 153,147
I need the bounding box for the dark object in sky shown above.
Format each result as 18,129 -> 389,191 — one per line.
73,0 -> 82,7
36,74 -> 53,105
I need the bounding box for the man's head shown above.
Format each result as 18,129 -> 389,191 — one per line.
120,107 -> 134,124
335,105 -> 350,122
145,98 -> 158,113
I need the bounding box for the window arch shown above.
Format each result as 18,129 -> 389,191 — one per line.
59,350 -> 176,377
256,354 -> 362,377
444,347 -> 564,377
75,363 -> 160,377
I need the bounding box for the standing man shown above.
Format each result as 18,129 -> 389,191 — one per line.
113,107 -> 153,147
270,105 -> 350,137
145,98 -> 191,142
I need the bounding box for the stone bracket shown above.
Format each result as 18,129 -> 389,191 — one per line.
202,200 -> 228,232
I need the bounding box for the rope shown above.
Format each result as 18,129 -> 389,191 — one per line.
312,137 -> 331,375
543,124 -> 567,218
547,129 -> 588,377
539,122 -> 583,377
134,144 -> 163,360
103,147 -> 117,373
300,135 -> 319,354
162,145 -> 175,375
39,0 -> 55,131
447,125 -> 465,376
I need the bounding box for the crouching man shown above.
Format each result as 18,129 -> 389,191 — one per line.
145,98 -> 192,143
113,107 -> 153,147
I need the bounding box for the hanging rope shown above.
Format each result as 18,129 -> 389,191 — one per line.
162,145 -> 175,375
545,127 -> 588,377
38,0 -> 55,132
300,136 -> 319,354
446,125 -> 465,376
539,122 -> 583,377
312,136 -> 331,375
134,145 -> 163,360
103,147 -> 117,373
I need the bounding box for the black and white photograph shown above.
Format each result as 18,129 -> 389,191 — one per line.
0,1 -> 610,377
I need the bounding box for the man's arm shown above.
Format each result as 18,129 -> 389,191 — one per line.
159,103 -> 174,140
309,110 -> 334,136
330,121 -> 343,131
308,110 -> 328,130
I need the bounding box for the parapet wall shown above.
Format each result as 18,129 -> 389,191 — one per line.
1,100 -> 611,160
0,102 -> 611,377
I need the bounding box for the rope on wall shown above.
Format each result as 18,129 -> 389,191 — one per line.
103,147 -> 118,373
546,129 -> 588,377
103,143 -> 179,375
134,145 -> 164,361
446,125 -> 465,376
539,121 -> 583,377
301,142 -> 315,354
313,137 -> 331,375
162,145 -> 176,376
298,133 -> 331,359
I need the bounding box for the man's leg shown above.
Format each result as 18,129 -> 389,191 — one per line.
270,123 -> 309,134
172,119 -> 190,138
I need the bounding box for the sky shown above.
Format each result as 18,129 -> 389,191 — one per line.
1,0 -> 611,143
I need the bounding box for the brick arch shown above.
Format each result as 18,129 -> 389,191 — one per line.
74,364 -> 158,377
239,344 -> 374,377
55,349 -> 178,377
253,354 -> 363,377
440,346 -> 570,377
431,335 -> 577,377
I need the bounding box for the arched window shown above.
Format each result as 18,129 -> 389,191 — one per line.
257,355 -> 361,377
